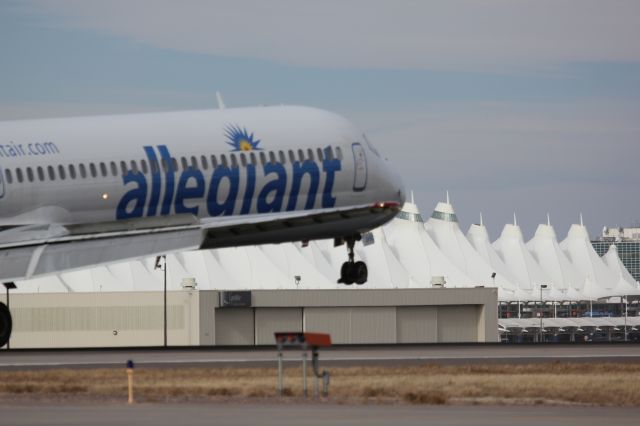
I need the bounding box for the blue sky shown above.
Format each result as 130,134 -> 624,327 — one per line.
1,0 -> 639,239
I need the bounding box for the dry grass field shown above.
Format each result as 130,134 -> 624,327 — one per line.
1,362 -> 639,406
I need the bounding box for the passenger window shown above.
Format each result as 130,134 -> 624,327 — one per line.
297,149 -> 304,162
211,155 -> 218,168
48,166 -> 55,180
37,166 -> 45,181
200,155 -> 208,170
16,168 -> 23,183
110,161 -> 118,176
190,156 -> 198,169
68,164 -> 76,179
307,149 -> 314,162
140,159 -> 148,174
79,164 -> 87,178
220,154 -> 228,168
316,148 -> 324,161
269,151 -> 276,164
99,162 -> 107,177
325,147 -> 334,161
278,150 -> 286,164
4,169 -> 12,184
26,167 -> 34,182
259,152 -> 266,166
120,161 -> 128,176
181,157 -> 189,170
58,165 -> 66,180
288,150 -> 295,163
230,153 -> 238,169
250,152 -> 257,166
149,159 -> 159,174
161,158 -> 169,173
130,160 -> 138,173
171,157 -> 178,171
89,163 -> 97,178
240,153 -> 247,167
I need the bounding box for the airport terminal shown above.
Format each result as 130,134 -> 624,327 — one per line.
3,196 -> 638,348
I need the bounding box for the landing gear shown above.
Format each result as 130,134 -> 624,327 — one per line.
0,302 -> 11,348
337,235 -> 368,285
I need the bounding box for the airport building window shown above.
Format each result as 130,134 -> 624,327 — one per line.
4,169 -> 12,184
48,166 -> 55,181
26,167 -> 34,182
89,163 -> 97,178
16,168 -> 23,183
58,165 -> 66,180
79,164 -> 87,178
200,155 -> 208,170
68,164 -> 77,179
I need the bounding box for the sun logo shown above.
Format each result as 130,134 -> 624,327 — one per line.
224,124 -> 262,152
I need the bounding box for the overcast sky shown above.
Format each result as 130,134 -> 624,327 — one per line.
1,0 -> 639,240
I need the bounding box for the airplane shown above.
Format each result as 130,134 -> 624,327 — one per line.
0,104 -> 405,346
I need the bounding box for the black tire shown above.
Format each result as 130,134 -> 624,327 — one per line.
354,261 -> 368,285
340,262 -> 355,285
0,302 -> 11,348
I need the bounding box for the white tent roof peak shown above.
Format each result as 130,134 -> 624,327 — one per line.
500,223 -> 524,241
401,201 -> 421,215
534,223 -> 557,239
567,223 -> 590,241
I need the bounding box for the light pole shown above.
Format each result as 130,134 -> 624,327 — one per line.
155,255 -> 167,347
539,284 -> 547,343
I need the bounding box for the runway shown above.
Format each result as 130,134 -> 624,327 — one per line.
1,343 -> 639,369
1,403 -> 639,426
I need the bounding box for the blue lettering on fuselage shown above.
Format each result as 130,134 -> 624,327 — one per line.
116,145 -> 342,220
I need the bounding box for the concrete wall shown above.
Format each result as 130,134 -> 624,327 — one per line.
2,287 -> 498,348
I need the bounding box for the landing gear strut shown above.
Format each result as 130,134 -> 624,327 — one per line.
337,235 -> 368,285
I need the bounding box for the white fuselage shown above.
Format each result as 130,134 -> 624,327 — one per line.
0,106 -> 404,227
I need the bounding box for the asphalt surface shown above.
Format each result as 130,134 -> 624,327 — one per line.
1,403 -> 638,426
1,343 -> 639,369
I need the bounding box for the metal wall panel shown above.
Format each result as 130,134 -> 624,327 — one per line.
351,307 -> 396,344
254,308 -> 302,345
396,306 -> 438,343
198,291 -> 217,345
304,308 -> 351,344
214,308 -> 254,346
437,305 -> 478,343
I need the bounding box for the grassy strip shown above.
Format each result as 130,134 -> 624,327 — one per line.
0,362 -> 639,406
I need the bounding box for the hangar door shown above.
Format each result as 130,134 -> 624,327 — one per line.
254,308 -> 302,345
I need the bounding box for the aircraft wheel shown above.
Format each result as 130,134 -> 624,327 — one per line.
354,261 -> 368,285
339,262 -> 355,285
0,302 -> 12,348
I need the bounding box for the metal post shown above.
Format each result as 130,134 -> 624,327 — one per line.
277,350 -> 283,397
302,350 -> 308,398
624,295 -> 628,342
